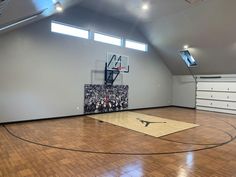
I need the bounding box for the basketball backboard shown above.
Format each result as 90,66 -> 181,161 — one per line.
106,53 -> 129,73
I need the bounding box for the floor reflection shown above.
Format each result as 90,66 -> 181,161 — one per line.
186,152 -> 194,168
177,168 -> 189,177
121,160 -> 143,176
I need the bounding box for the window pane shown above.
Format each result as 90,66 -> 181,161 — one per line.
51,21 -> 89,39
125,40 -> 148,52
94,33 -> 122,46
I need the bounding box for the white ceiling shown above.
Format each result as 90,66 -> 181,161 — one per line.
1,0 -> 236,74
79,0 -> 194,22
0,0 -> 194,25
141,0 -> 236,74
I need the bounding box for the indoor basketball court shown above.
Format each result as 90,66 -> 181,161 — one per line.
0,0 -> 236,177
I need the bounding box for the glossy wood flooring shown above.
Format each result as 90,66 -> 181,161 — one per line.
0,107 -> 236,177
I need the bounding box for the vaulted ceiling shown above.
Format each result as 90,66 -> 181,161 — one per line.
1,0 -> 236,75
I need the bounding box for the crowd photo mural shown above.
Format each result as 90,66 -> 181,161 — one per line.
84,84 -> 129,114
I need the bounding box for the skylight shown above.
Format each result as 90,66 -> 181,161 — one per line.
179,50 -> 197,67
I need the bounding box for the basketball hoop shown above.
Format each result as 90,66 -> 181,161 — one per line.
105,53 -> 130,85
113,66 -> 126,71
106,53 -> 129,73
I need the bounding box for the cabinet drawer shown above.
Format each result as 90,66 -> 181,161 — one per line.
196,106 -> 236,115
196,99 -> 236,110
197,91 -> 236,101
197,82 -> 236,92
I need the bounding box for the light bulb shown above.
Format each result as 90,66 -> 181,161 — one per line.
55,2 -> 63,12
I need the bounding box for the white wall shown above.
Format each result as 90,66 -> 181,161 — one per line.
172,75 -> 196,108
0,8 -> 172,123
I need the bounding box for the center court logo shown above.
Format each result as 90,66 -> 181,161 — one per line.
136,118 -> 166,127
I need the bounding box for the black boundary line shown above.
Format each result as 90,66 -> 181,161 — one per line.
91,116 -> 233,146
0,106 -> 173,125
1,107 -> 235,155
159,125 -> 233,145
140,111 -> 236,145
2,118 -> 236,156
220,119 -> 236,130
170,106 -> 195,110
2,124 -> 234,156
2,106 -> 236,126
0,106 -> 195,125
147,111 -> 236,144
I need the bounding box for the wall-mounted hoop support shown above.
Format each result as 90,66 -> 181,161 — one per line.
104,53 -> 129,85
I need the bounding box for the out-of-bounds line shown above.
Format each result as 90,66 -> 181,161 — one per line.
159,125 -> 234,145
2,124 -> 235,156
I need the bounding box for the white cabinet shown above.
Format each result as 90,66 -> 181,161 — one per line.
196,80 -> 236,114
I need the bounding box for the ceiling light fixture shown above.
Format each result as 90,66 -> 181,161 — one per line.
183,45 -> 189,49
142,3 -> 149,10
55,1 -> 63,12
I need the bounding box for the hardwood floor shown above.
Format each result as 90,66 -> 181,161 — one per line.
0,107 -> 236,177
